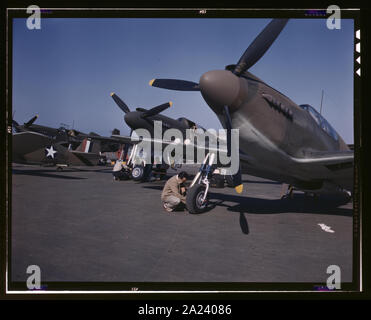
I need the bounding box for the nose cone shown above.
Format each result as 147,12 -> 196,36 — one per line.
199,70 -> 241,112
124,112 -> 139,130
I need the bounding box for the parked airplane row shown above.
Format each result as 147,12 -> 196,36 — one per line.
11,18 -> 353,213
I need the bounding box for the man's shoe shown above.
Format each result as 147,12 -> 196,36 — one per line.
162,203 -> 173,213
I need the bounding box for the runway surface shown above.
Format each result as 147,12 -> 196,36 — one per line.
10,164 -> 353,288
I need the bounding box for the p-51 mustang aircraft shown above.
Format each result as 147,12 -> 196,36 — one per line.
141,18 -> 354,213
107,92 -> 208,181
12,115 -> 121,169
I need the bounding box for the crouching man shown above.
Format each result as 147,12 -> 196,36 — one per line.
161,171 -> 189,212
112,159 -> 127,181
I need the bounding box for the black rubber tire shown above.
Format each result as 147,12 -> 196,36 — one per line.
121,172 -> 130,180
186,184 -> 208,214
210,175 -> 225,188
131,165 -> 144,181
225,175 -> 234,188
160,174 -> 168,180
142,164 -> 153,181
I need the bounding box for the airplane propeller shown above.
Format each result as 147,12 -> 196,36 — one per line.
223,105 -> 232,157
223,104 -> 243,193
149,19 -> 288,90
149,79 -> 200,91
24,115 -> 39,128
141,102 -> 172,118
232,19 -> 288,76
146,19 -> 289,193
110,92 -> 131,114
110,92 -> 172,118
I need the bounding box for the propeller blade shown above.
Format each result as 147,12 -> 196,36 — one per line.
24,115 -> 38,127
223,105 -> 243,193
142,102 -> 172,118
233,167 -> 243,194
234,19 -> 288,76
110,92 -> 131,114
149,79 -> 200,91
223,106 -> 232,157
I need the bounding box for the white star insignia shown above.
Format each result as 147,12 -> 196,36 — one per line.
45,146 -> 57,159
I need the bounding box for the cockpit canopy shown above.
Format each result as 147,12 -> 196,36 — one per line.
299,104 -> 338,141
177,117 -> 205,131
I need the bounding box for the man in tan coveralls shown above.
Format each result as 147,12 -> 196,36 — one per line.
161,171 -> 189,212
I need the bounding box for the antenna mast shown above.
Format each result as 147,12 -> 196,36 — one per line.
320,89 -> 324,115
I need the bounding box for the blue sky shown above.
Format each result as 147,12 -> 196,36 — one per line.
13,18 -> 354,143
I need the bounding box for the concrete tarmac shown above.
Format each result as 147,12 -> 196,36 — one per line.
10,163 -> 353,287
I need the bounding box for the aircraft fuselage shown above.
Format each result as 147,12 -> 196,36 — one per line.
199,69 -> 350,192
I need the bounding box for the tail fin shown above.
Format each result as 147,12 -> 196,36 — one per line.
76,138 -> 93,153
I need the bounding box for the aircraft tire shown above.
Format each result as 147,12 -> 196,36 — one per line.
225,175 -> 235,188
121,172 -> 130,180
186,184 -> 208,214
142,164 -> 153,182
131,165 -> 144,181
211,175 -> 225,188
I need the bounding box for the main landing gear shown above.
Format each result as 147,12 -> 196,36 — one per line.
186,153 -> 216,214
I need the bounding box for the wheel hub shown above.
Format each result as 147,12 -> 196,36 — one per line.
196,191 -> 207,209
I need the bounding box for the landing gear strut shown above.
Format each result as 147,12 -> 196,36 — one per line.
186,153 -> 215,214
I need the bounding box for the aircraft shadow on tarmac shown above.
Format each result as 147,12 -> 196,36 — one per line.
46,167 -> 113,174
207,192 -> 353,217
141,185 -> 352,217
142,185 -> 250,233
141,185 -> 165,191
242,179 -> 281,185
12,169 -> 87,180
141,184 -> 351,235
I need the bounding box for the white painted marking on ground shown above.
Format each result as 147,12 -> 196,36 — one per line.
318,223 -> 335,233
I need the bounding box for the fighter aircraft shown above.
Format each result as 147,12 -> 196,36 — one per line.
12,115 -> 121,168
108,92 -> 207,181
146,18 -> 354,213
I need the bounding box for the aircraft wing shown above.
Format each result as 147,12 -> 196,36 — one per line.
111,135 -> 228,154
79,134 -> 189,148
111,134 -> 142,145
292,150 -> 353,165
290,150 -> 354,191
78,134 -> 137,145
13,131 -> 51,155
68,150 -> 101,165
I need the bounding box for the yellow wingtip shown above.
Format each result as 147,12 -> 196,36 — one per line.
149,79 -> 155,86
110,92 -> 115,96
169,101 -> 173,107
235,184 -> 243,194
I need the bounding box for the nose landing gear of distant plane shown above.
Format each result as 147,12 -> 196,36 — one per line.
186,152 -> 215,214
130,164 -> 153,181
131,165 -> 145,181
56,164 -> 67,172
